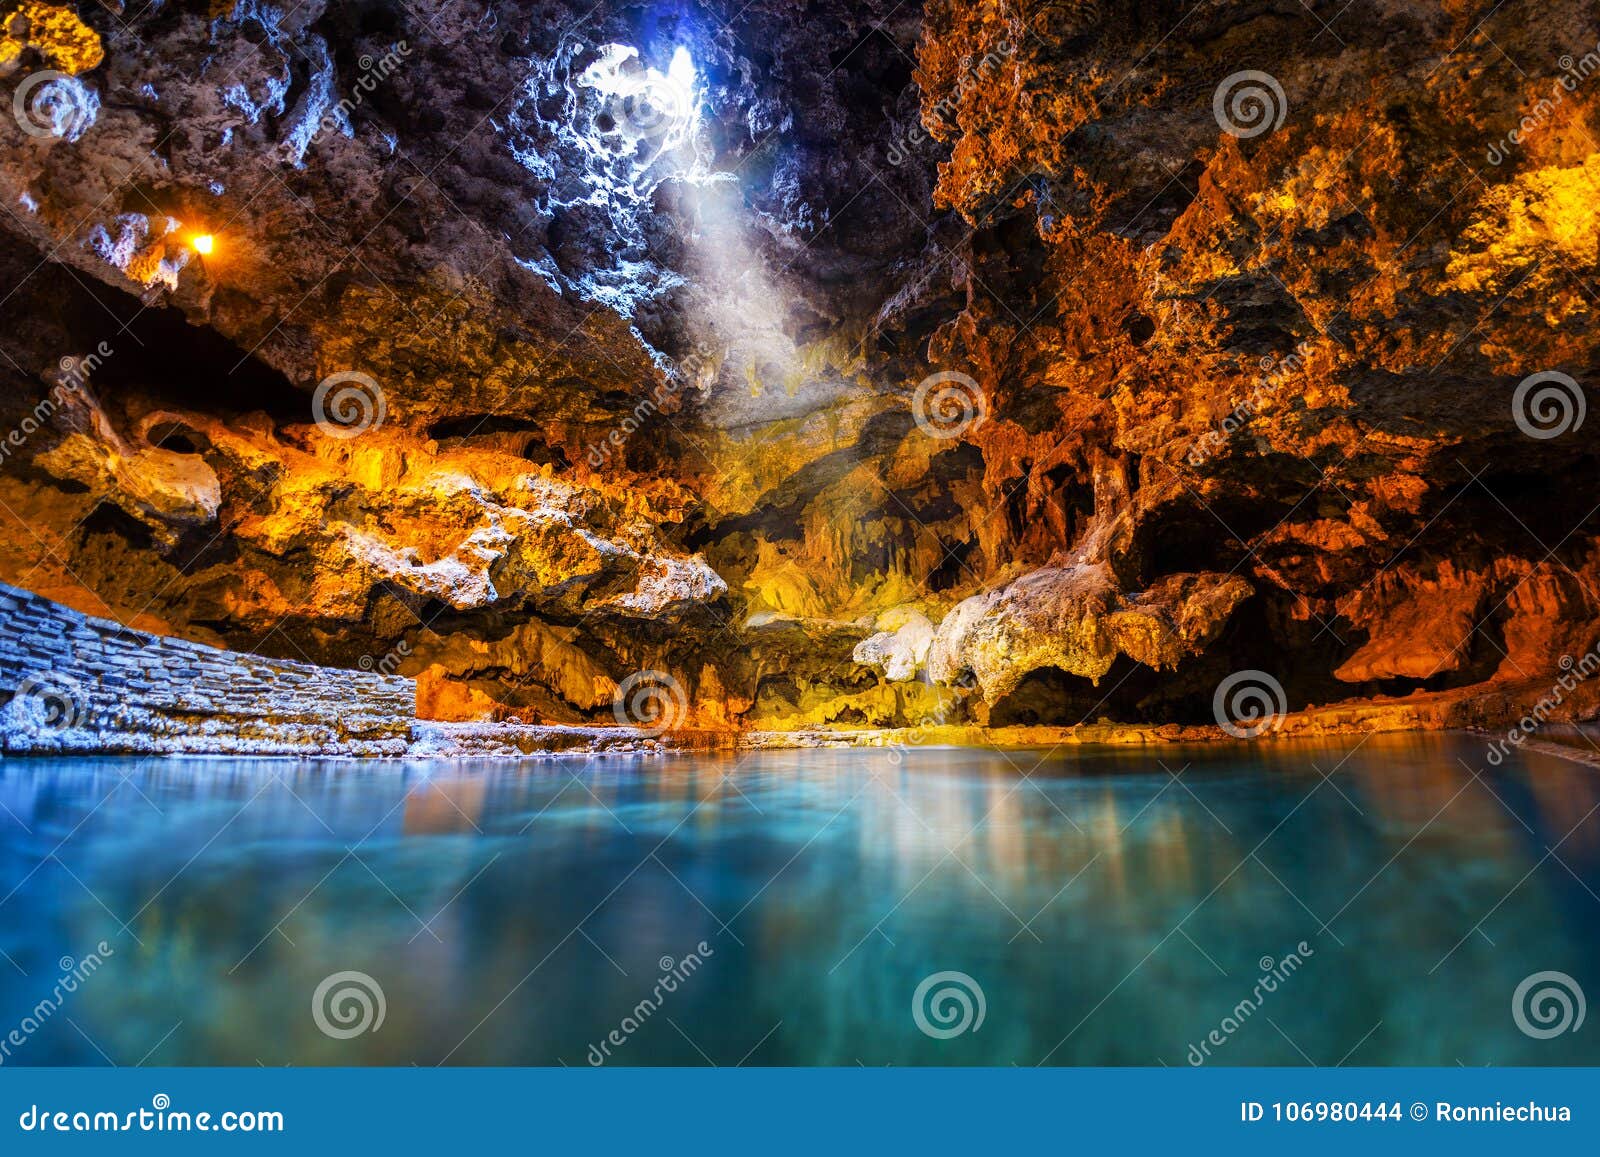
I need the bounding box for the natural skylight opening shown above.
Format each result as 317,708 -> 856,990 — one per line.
580,43 -> 703,166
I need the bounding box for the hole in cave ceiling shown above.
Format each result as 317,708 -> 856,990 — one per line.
574,42 -> 708,187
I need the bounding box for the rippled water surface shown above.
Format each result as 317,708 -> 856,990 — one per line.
1,733 -> 1597,1065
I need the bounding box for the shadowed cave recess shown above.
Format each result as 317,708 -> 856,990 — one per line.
2,0 -> 1599,741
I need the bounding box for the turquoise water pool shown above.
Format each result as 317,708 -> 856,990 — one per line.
0,733 -> 1596,1065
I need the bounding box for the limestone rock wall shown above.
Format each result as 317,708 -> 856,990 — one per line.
3,2 -> 1598,734
0,581 -> 414,756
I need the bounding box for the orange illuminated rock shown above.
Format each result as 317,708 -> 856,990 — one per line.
2,2 -> 1599,739
0,2 -> 104,74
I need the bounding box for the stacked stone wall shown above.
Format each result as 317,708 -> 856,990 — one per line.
0,582 -> 414,756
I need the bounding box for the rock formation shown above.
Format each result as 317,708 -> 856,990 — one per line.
2,1 -> 1598,738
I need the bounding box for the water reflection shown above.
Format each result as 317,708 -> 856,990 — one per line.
0,733 -> 1596,1065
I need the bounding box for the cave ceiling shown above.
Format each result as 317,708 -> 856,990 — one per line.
1,0 -> 1597,731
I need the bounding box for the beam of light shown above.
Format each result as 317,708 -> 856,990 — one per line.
666,45 -> 696,98
191,234 -> 214,255
680,178 -> 818,422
